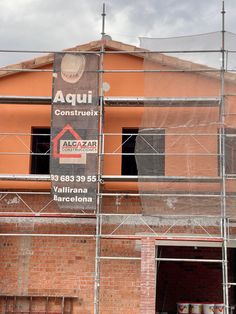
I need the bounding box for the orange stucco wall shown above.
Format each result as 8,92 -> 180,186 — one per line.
0,52 -> 235,192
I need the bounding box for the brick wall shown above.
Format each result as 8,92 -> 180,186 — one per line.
0,236 -> 95,314
0,233 -> 142,314
99,239 -> 141,314
0,215 -> 235,313
140,237 -> 156,314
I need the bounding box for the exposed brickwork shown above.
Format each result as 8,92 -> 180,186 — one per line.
0,236 -> 95,314
140,237 -> 156,314
99,239 -> 141,313
0,223 -> 234,313
0,234 -> 142,314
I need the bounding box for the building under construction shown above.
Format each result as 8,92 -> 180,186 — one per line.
0,9 -> 236,314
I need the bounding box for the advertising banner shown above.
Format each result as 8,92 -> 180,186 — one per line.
50,52 -> 99,210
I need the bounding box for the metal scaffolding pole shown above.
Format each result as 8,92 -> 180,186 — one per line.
220,2 -> 230,314
0,95 -> 220,105
0,48 -> 222,54
0,174 -> 224,181
0,234 -> 224,242
94,4 -> 106,314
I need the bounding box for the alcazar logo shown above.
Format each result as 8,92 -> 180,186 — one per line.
52,124 -> 98,164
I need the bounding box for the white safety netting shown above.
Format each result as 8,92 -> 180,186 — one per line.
140,31 -> 236,70
135,32 -> 236,218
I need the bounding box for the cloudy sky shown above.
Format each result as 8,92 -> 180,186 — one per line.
0,0 -> 236,66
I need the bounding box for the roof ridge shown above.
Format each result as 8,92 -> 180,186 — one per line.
0,39 -> 143,78
0,39 -> 235,83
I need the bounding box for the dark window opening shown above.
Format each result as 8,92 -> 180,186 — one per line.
225,128 -> 236,175
136,129 -> 165,176
121,128 -> 165,176
122,128 -> 138,175
155,246 -> 224,314
31,127 -> 50,174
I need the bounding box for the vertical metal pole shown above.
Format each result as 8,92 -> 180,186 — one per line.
61,297 -> 65,314
29,296 -> 32,314
220,2 -> 229,314
94,4 -> 106,314
101,3 -> 106,38
5,296 -> 8,314
45,296 -> 49,314
13,296 -> 16,314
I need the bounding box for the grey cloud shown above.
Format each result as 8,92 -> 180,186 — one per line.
0,0 -> 236,66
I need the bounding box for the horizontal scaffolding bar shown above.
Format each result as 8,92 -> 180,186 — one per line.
0,49 -> 101,54
102,49 -> 222,54
102,175 -> 221,182
103,69 -> 220,73
100,193 -> 224,197
0,174 -> 50,181
0,213 -> 96,219
155,257 -> 222,263
0,68 -> 53,73
105,96 -> 219,107
99,256 -> 222,262
0,212 -> 225,219
2,132 -> 232,137
0,294 -> 78,298
0,191 -> 232,198
0,234 -> 223,242
103,152 -> 220,156
1,132 -> 234,139
0,174 -> 223,182
0,95 -> 51,104
0,152 -> 223,157
99,256 -> 141,260
0,191 -> 51,194
0,68 -> 222,73
100,235 -> 223,242
0,95 -> 220,106
105,97 -> 220,103
0,153 -> 51,156
0,132 -> 50,136
0,48 -> 222,54
100,213 -> 222,218
0,233 -> 96,237
105,132 -> 223,136
109,175 -> 230,182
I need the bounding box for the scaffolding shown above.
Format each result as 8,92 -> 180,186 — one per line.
0,2 -> 236,314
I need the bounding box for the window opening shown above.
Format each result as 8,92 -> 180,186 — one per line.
122,128 -> 138,175
31,127 -> 50,174
225,128 -> 236,175
122,128 -> 165,176
135,128 -> 165,176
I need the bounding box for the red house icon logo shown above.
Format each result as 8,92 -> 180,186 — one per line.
52,124 -> 82,159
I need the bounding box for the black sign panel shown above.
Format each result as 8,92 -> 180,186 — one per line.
50,53 -> 99,210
